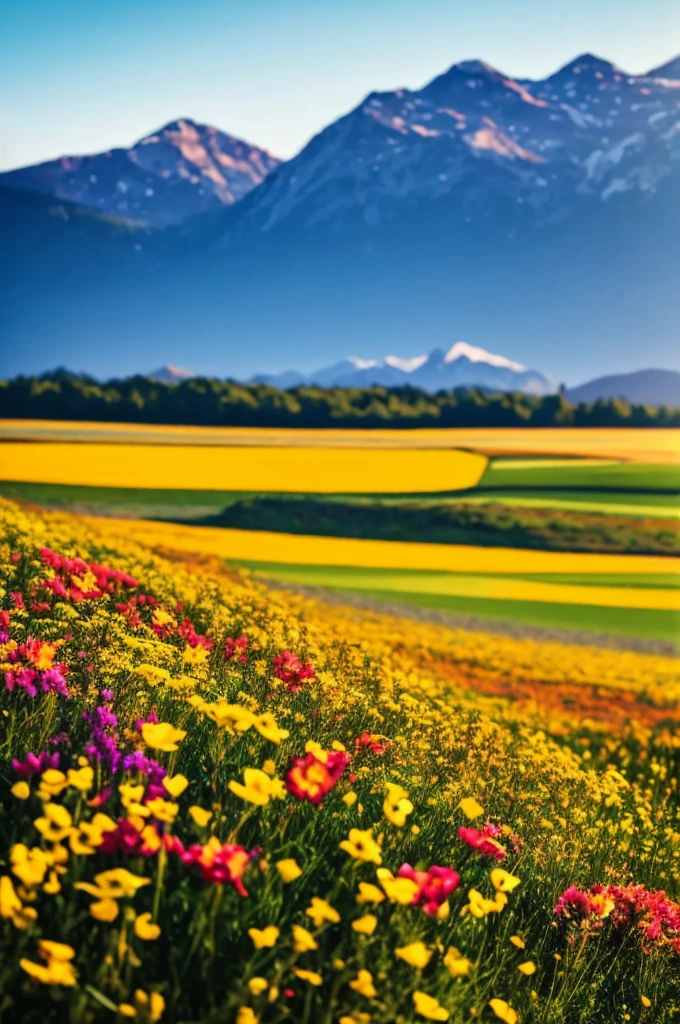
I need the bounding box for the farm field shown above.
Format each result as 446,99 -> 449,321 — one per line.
0,422 -> 677,645
1,497 -> 680,1023
1,418 -> 679,461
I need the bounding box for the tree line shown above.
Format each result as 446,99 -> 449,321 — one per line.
0,371 -> 678,428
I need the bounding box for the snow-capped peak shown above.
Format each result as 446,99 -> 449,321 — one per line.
348,357 -> 380,370
443,341 -> 527,372
384,353 -> 429,373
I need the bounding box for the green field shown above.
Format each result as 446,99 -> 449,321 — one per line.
235,560 -> 680,642
478,458 -> 680,491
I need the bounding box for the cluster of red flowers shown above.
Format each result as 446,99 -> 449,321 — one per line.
458,822 -> 507,861
224,635 -> 249,664
354,732 -> 391,756
36,547 -> 138,607
176,839 -> 253,894
555,882 -> 680,952
176,618 -> 213,650
398,863 -> 460,916
285,749 -> 350,804
115,593 -> 160,629
4,639 -> 71,699
273,651 -> 316,692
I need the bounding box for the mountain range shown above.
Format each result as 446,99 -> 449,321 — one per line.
0,119 -> 279,227
1,52 -> 679,383
148,356 -> 680,406
250,341 -> 555,394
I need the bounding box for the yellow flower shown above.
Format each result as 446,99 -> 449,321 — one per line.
459,797 -> 484,820
356,882 -> 385,904
189,805 -> 212,827
276,858 -> 302,883
236,1009 -> 258,1024
229,768 -> 284,807
342,791 -> 358,807
135,912 -> 161,940
37,769 -> 68,799
489,999 -> 519,1023
518,961 -> 536,976
76,867 -> 150,900
248,926 -> 279,949
305,897 -> 340,927
262,759 -> 276,775
11,781 -> 30,800
294,968 -> 323,986
396,942 -> 432,968
119,990 -> 165,1022
349,969 -> 377,999
90,898 -> 119,922
252,713 -> 289,744
10,844 -> 49,888
248,977 -> 269,995
292,925 -> 318,952
20,940 -> 77,987
377,870 -> 419,905
0,875 -> 22,918
67,766 -> 94,793
413,991 -> 449,1020
145,798 -> 179,824
141,722 -> 186,752
641,996 -> 651,1008
34,802 -> 73,843
461,888 -> 507,918
162,774 -> 189,798
339,828 -> 382,865
509,935 -> 525,949
490,869 -> 521,893
352,914 -> 377,935
383,783 -> 413,827
339,1015 -> 371,1024
443,946 -> 471,977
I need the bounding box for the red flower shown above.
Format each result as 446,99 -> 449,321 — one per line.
398,863 -> 460,916
179,839 -> 253,894
273,651 -> 315,692
458,823 -> 507,861
355,732 -> 390,755
224,635 -> 249,664
285,750 -> 350,804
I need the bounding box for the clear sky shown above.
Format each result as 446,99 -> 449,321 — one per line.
2,0 -> 678,171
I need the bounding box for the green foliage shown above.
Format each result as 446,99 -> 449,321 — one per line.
1,372 -> 678,427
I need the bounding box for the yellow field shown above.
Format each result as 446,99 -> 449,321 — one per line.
95,516 -> 680,582
0,442 -> 487,494
1,419 -> 679,462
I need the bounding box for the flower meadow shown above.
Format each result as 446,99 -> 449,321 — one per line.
0,499 -> 679,1023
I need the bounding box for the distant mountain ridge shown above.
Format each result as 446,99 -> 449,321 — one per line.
253,342 -> 556,394
565,369 -> 680,407
0,119 -> 280,227
142,361 -> 680,406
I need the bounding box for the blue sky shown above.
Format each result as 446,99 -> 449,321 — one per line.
2,0 -> 678,170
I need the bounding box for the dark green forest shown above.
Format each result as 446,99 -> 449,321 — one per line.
1,370 -> 678,428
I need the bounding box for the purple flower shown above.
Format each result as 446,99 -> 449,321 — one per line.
83,705 -> 121,773
12,751 -> 60,777
100,689 -> 114,702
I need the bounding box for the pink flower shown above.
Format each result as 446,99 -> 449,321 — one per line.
398,863 -> 460,916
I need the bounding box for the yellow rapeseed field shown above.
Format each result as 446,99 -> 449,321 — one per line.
98,516 -> 680,581
0,442 -> 487,494
1,419 -> 679,462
